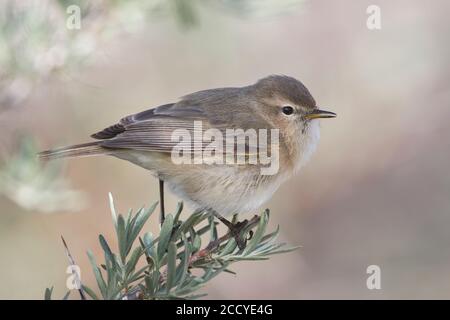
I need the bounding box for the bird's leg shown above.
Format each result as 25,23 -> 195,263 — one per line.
159,179 -> 165,225
232,214 -> 255,241
213,212 -> 250,250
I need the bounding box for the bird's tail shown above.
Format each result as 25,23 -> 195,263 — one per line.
38,142 -> 107,160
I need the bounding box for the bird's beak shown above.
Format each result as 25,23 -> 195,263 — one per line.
305,109 -> 337,120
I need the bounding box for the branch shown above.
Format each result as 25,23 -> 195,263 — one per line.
190,215 -> 261,263
158,215 -> 261,284
45,194 -> 297,300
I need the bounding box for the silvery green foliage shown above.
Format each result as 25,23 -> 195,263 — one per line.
0,0 -> 303,109
47,194 -> 298,300
0,137 -> 86,213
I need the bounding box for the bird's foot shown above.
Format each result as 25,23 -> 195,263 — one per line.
213,212 -> 254,250
227,219 -> 254,250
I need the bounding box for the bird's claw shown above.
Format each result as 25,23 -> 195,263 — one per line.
228,219 -> 250,250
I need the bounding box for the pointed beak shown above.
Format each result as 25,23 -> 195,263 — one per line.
304,108 -> 337,120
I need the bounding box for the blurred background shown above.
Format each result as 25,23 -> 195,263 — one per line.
1,0 -> 450,299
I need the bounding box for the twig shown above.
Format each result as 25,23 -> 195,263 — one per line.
48,194 -> 294,300
189,215 -> 261,264
158,215 -> 261,284
61,236 -> 86,300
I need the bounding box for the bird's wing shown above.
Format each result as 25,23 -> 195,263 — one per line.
93,102 -> 270,156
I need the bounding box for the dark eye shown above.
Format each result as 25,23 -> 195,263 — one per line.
282,106 -> 294,115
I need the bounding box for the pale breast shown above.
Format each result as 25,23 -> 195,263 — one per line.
111,119 -> 320,217
292,120 -> 321,173
165,165 -> 289,217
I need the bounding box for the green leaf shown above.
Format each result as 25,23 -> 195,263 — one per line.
262,223 -> 280,239
208,215 -> 218,242
105,270 -> 119,299
267,245 -> 301,255
126,246 -> 142,277
126,207 -> 142,241
223,268 -> 237,275
44,286 -> 53,300
176,234 -> 191,286
103,250 -> 117,286
128,264 -> 151,283
192,234 -> 201,253
173,202 -> 184,223
142,232 -> 155,258
144,275 -> 154,296
183,293 -> 208,300
127,202 -> 157,253
87,250 -> 107,299
165,242 -> 177,294
225,255 -> 269,261
82,285 -> 99,300
218,238 -> 238,257
157,214 -> 174,260
175,222 -> 214,249
116,215 -> 127,263
62,291 -> 71,300
243,210 -> 269,255
125,208 -> 133,227
151,269 -> 161,295
108,193 -> 117,228
99,235 -> 114,264
173,210 -> 206,239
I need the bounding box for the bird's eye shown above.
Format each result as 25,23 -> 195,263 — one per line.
282,106 -> 294,115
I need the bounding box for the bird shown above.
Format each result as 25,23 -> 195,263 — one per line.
39,75 -> 336,248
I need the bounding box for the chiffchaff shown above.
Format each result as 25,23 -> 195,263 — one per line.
39,75 -> 336,248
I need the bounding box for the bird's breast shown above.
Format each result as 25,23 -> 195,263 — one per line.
166,165 -> 289,216
289,119 -> 321,174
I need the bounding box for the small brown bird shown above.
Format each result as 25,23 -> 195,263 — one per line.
39,75 -> 336,248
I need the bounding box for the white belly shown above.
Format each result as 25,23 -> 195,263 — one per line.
165,166 -> 288,216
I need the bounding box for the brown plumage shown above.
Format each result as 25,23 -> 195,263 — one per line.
39,75 -> 335,218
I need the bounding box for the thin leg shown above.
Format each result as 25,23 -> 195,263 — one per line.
212,211 -> 249,250
159,179 -> 165,225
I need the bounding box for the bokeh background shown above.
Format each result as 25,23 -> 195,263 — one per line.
1,0 -> 450,299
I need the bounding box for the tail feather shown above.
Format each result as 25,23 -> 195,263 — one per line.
38,142 -> 107,160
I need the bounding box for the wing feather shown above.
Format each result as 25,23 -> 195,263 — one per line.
94,93 -> 271,156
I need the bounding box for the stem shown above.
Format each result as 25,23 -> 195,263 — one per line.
159,214 -> 261,283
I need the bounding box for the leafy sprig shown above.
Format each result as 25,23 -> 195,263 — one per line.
46,193 -> 298,300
